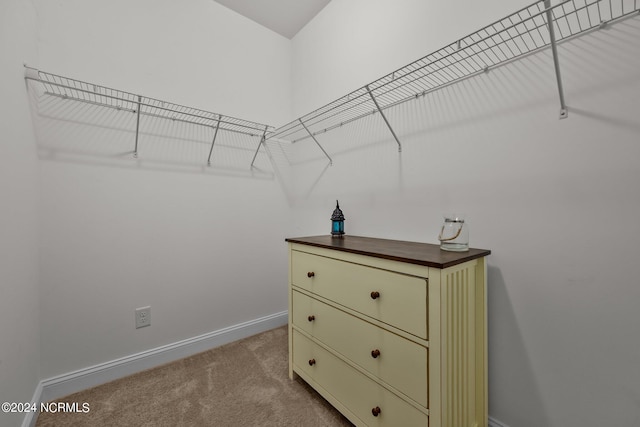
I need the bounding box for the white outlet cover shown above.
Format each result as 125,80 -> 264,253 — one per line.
135,306 -> 151,329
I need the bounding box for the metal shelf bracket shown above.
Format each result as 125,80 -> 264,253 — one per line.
366,85 -> 402,152
134,95 -> 142,157
207,115 -> 222,165
544,0 -> 569,120
299,119 -> 333,165
250,125 -> 270,168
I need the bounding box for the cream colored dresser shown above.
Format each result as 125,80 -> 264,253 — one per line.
286,235 -> 491,427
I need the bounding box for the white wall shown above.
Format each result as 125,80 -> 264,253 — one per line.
0,0 -> 40,425
7,1 -> 640,426
32,0 -> 293,378
289,1 -> 640,427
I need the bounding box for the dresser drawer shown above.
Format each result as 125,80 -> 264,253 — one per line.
292,329 -> 428,427
291,250 -> 428,339
292,290 -> 428,407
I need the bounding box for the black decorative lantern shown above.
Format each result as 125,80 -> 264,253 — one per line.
331,200 -> 345,237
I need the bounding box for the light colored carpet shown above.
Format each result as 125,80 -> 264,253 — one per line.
36,326 -> 353,426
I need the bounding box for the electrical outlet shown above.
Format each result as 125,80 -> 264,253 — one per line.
135,306 -> 151,329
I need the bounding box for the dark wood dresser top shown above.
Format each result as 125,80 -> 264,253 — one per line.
286,235 -> 491,269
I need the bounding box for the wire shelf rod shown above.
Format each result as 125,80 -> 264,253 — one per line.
367,0 -> 568,94
288,102 -> 374,140
26,69 -> 272,137
279,23 -> 559,143
280,13 -> 638,142
512,10 -> 542,52
270,0 -> 571,141
272,94 -> 375,140
526,3 -> 550,43
42,90 -> 268,140
353,28 -> 527,108
26,0 -> 638,156
42,91 -> 136,114
385,0 -> 638,102
270,0 -> 639,144
289,50 -> 521,141
286,60 -> 499,144
298,91 -> 372,130
379,2 -> 546,86
270,92 -> 374,140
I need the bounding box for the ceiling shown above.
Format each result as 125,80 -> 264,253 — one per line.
213,0 -> 332,39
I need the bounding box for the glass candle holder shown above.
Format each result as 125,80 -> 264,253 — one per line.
438,214 -> 469,251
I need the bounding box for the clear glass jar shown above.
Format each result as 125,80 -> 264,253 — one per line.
438,214 -> 469,252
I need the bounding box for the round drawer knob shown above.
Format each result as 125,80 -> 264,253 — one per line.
308,358 -> 316,366
370,291 -> 380,300
307,272 -> 315,278
308,315 -> 315,322
371,406 -> 381,417
371,349 -> 381,358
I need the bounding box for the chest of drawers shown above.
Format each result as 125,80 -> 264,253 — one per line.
286,235 -> 491,427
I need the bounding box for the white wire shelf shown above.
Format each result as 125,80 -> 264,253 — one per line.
24,0 -> 638,167
25,67 -> 274,166
269,0 -> 640,150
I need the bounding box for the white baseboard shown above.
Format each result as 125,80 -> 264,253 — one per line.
23,311 -> 287,427
489,415 -> 511,427
21,382 -> 43,427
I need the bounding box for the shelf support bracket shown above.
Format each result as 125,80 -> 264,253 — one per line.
207,115 -> 222,165
366,85 -> 402,152
544,0 -> 568,119
299,119 -> 333,166
250,125 -> 269,168
134,95 -> 142,157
